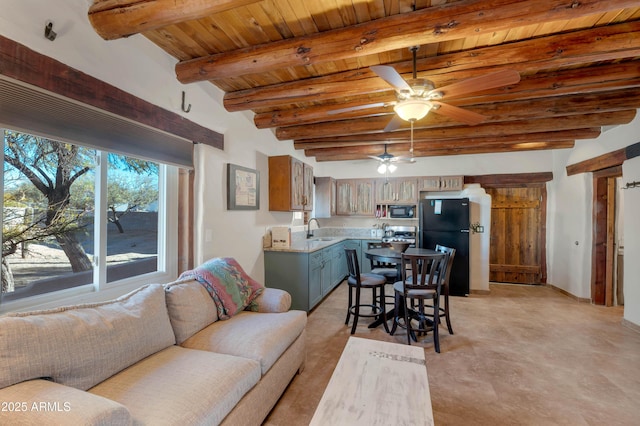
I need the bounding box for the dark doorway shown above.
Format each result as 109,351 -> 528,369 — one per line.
591,167 -> 622,306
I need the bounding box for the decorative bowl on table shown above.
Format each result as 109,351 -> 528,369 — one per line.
389,241 -> 411,252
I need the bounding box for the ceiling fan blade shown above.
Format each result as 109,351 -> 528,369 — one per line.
391,156 -> 416,164
383,115 -> 405,132
367,155 -> 385,162
371,65 -> 413,93
327,102 -> 387,115
433,69 -> 521,99
432,101 -> 486,126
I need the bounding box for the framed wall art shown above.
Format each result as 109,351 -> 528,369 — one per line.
227,163 -> 260,210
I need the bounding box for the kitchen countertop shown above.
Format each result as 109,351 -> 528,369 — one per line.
264,237 -> 349,253
265,236 -> 385,253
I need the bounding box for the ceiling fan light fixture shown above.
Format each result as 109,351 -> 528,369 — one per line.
394,99 -> 433,122
376,161 -> 397,174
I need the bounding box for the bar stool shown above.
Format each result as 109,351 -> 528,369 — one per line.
366,241 -> 397,311
344,248 -> 389,334
391,252 -> 448,352
434,244 -> 456,335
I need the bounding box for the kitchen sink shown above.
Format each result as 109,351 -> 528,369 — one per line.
310,237 -> 336,241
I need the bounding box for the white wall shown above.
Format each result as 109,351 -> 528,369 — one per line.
547,113 -> 640,324
316,149 -> 555,179
3,0 -> 639,326
622,156 -> 640,325
547,150 -> 593,298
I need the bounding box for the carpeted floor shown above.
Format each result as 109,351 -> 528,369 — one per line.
264,281 -> 640,425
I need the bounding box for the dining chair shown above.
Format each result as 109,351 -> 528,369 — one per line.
366,241 -> 398,282
434,244 -> 456,335
390,252 -> 449,352
366,241 -> 397,310
344,248 -> 389,334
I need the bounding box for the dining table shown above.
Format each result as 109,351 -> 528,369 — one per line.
363,247 -> 445,329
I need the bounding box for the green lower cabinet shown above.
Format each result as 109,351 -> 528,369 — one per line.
330,242 -> 346,287
309,251 -> 324,309
264,239 -> 377,312
265,243 -> 344,312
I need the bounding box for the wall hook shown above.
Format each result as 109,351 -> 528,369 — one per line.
181,91 -> 191,113
44,21 -> 57,41
622,181 -> 640,190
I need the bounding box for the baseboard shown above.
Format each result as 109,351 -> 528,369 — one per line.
546,284 -> 591,303
622,318 -> 640,334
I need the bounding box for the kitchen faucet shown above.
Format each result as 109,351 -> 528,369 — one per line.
307,218 -> 320,238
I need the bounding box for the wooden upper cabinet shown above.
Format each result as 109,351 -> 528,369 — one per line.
315,176 -> 336,218
303,161 -> 314,211
336,178 -> 375,216
269,155 -> 313,211
375,177 -> 418,204
418,175 -> 464,192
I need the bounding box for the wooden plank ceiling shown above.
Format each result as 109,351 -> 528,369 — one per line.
88,0 -> 640,162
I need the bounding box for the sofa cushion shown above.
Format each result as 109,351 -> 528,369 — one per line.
181,310 -> 307,375
0,379 -> 132,425
89,345 -> 261,426
178,257 -> 264,319
0,284 -> 176,391
165,278 -> 218,344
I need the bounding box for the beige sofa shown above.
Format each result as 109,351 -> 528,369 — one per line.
0,279 -> 307,425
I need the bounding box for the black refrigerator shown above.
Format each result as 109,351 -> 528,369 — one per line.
419,198 -> 470,296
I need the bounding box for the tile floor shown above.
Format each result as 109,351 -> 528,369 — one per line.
264,282 -> 640,425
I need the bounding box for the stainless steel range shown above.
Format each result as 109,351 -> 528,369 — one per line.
381,225 -> 417,246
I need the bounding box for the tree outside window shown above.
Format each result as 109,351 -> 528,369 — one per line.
2,130 -> 159,297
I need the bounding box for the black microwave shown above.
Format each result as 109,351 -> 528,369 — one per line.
389,205 -> 415,218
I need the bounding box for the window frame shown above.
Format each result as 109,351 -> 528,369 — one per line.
1,130 -> 178,313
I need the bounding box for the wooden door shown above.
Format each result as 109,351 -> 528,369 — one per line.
487,186 -> 546,284
591,167 -> 621,306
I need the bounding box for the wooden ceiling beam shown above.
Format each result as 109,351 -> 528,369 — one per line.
293,110 -> 635,146
176,0 -> 639,83
88,0 -> 261,40
294,128 -> 601,150
224,20 -> 640,112
276,88 -> 640,141
306,139 -> 573,157
254,62 -> 640,128
311,140 -> 576,161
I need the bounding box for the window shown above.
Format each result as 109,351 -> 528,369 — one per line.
1,129 -> 175,308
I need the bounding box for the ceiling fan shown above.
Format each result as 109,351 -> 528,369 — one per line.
330,46 -> 521,158
369,144 -> 414,174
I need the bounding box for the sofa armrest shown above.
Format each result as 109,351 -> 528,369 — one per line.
0,379 -> 132,425
250,287 -> 292,313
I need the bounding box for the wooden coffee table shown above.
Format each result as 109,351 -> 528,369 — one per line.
310,336 -> 434,425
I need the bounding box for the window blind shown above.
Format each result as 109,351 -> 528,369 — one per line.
0,76 -> 193,168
